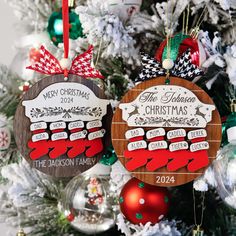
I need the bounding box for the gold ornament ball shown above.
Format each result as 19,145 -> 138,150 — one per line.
192,226 -> 204,236
16,229 -> 26,236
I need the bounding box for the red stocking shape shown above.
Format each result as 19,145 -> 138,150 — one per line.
85,138 -> 104,157
146,150 -> 169,171
187,150 -> 209,172
124,149 -> 150,171
167,150 -> 190,171
28,140 -> 49,160
49,140 -> 68,159
67,139 -> 87,158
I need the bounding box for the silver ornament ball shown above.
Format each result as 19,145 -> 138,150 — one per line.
61,172 -> 117,235
214,143 -> 236,209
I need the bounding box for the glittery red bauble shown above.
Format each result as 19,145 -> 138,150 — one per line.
29,48 -> 41,63
67,212 -> 75,222
23,85 -> 30,92
119,178 -> 170,224
155,34 -> 205,67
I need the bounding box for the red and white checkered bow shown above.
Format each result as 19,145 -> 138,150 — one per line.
27,45 -> 104,79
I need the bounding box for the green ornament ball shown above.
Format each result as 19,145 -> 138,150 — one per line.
221,120 -> 228,147
47,9 -> 84,46
222,107 -> 236,146
99,145 -> 118,166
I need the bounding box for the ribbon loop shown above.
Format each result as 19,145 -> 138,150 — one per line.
26,46 -> 104,79
136,49 -> 203,83
26,0 -> 104,79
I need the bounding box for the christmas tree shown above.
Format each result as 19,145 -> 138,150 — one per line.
0,0 -> 236,235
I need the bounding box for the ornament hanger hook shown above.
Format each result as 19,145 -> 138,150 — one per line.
193,187 -> 205,234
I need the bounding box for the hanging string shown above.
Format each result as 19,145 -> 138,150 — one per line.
61,0 -> 70,78
166,0 -> 175,60
192,6 -> 208,38
164,0 -> 175,84
165,2 -> 170,58
193,187 -> 206,228
95,37 -> 105,89
182,10 -> 186,35
165,1 -> 170,84
95,38 -> 103,67
62,0 -> 69,59
195,6 -> 207,30
186,4 -> 190,35
168,0 -> 174,59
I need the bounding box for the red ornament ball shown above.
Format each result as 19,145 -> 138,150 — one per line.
23,84 -> 30,92
67,212 -> 75,222
119,178 -> 170,224
29,48 -> 41,64
155,34 -> 206,67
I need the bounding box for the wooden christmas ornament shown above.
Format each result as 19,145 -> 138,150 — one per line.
112,77 -> 221,187
14,1 -> 111,177
14,74 -> 112,177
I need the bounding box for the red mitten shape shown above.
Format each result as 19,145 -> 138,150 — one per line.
28,140 -> 49,160
85,138 -> 104,157
146,150 -> 169,171
124,149 -> 150,171
48,140 -> 68,159
67,139 -> 87,158
167,150 -> 190,171
187,150 -> 209,172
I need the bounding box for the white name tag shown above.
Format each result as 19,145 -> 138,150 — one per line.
190,141 -> 209,152
87,120 -> 102,129
167,129 -> 186,140
50,121 -> 66,130
70,130 -> 87,141
148,141 -> 167,151
128,140 -> 147,151
169,141 -> 188,152
32,132 -> 49,142
51,132 -> 68,141
30,122 -> 47,131
188,129 -> 207,140
146,128 -> 165,140
68,121 -> 84,130
88,129 -> 106,140
125,128 -> 144,139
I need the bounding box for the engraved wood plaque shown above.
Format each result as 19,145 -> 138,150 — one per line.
14,74 -> 112,177
112,77 -> 221,187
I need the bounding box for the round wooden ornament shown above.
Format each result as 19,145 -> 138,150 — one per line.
14,74 -> 112,177
112,77 -> 221,187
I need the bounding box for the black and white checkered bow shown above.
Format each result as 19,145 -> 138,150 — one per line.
136,49 -> 203,82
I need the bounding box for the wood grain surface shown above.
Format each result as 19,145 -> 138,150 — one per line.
112,77 -> 222,187
14,74 -> 112,177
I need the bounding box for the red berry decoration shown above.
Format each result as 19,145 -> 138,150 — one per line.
119,178 -> 170,224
